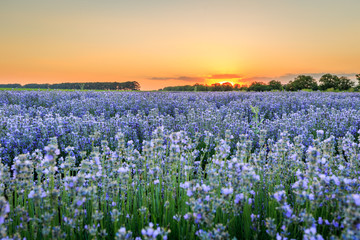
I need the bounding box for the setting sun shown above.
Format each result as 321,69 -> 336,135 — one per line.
204,74 -> 244,86
218,81 -> 235,86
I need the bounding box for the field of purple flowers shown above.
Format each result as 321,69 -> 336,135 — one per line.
0,91 -> 359,239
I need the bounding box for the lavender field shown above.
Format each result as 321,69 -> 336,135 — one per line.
0,91 -> 359,240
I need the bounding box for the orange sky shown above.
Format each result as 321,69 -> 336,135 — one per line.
1,0 -> 360,90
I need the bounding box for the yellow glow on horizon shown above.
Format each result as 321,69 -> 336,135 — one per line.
206,79 -> 240,86
218,81 -> 235,85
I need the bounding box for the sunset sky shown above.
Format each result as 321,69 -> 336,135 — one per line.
1,0 -> 360,90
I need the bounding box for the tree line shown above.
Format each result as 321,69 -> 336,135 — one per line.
0,81 -> 141,91
160,74 -> 360,92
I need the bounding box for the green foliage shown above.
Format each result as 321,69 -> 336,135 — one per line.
356,74 -> 360,83
250,105 -> 263,134
161,82 -> 239,92
247,82 -> 270,92
286,75 -> 318,91
337,76 -> 354,90
354,75 -> 360,91
319,73 -> 339,90
301,88 -> 313,92
325,88 -> 336,92
0,84 -> 22,88
268,80 -> 283,90
221,82 -> 234,91
319,74 -> 354,91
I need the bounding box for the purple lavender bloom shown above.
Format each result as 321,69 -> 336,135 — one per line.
186,189 -> 193,197
274,190 -> 286,202
180,181 -> 190,189
308,194 -> 315,201
221,187 -> 233,195
194,213 -> 202,223
76,198 -> 85,207
304,225 -> 316,235
234,193 -> 244,204
352,194 -> 360,206
332,220 -> 339,228
117,167 -> 128,173
28,190 -> 35,199
201,184 -> 211,192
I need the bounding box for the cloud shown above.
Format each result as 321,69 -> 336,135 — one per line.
149,72 -> 358,85
240,76 -> 273,83
149,73 -> 243,83
149,76 -> 205,82
207,74 -> 242,79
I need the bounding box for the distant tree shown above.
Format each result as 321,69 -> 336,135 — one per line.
195,84 -> 207,91
221,82 -> 233,91
248,82 -> 269,91
23,83 -> 50,89
239,85 -> 248,91
233,84 -> 241,90
285,81 -> 295,91
287,75 -> 318,91
193,83 -> 199,92
319,74 -> 340,90
337,76 -> 354,90
51,83 -> 79,89
48,81 -> 140,90
0,84 -> 22,88
356,74 -> 360,85
211,83 -> 221,91
161,86 -> 173,91
268,80 -> 282,90
161,82 -> 250,91
127,81 -> 141,90
354,74 -> 360,91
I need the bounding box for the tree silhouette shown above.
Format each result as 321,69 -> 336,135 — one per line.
356,74 -> 360,85
248,82 -> 269,91
0,81 -> 142,91
286,75 -> 317,91
221,82 -> 233,91
268,80 -> 282,90
319,74 -> 339,90
337,76 -> 354,90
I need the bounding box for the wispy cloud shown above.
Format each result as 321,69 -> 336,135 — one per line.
240,76 -> 273,83
207,74 -> 242,79
149,72 -> 358,85
149,74 -> 243,83
149,76 -> 205,82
